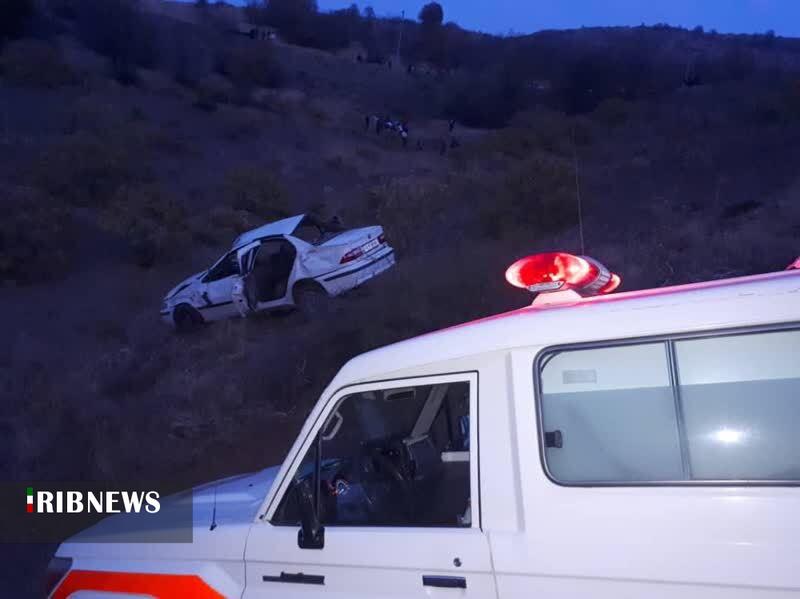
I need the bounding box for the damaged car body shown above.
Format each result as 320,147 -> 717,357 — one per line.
161,214 -> 395,329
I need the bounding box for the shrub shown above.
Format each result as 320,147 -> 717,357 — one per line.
480,110 -> 572,159
189,206 -> 263,244
443,67 -> 523,128
99,185 -> 189,268
73,0 -> 157,84
217,107 -> 264,141
0,186 -> 73,284
366,179 -> 450,253
223,166 -> 289,218
46,0 -> 76,20
0,39 -> 77,88
216,43 -> 284,96
478,156 -> 576,239
593,97 -> 631,128
0,0 -> 34,41
31,130 -> 148,207
194,73 -> 235,108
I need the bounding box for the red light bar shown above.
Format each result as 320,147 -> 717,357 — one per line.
598,272 -> 622,294
506,253 -> 598,291
505,252 -> 620,298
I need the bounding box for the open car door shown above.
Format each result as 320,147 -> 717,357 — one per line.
231,241 -> 261,317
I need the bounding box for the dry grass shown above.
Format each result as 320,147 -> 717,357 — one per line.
30,130 -> 151,207
223,164 -> 289,217
216,106 -> 265,141
478,155 -> 576,239
593,97 -> 633,128
98,185 -> 190,267
0,186 -> 73,284
0,40 -> 79,88
366,178 -> 451,254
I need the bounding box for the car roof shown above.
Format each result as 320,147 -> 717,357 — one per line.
334,268 -> 800,387
232,214 -> 305,249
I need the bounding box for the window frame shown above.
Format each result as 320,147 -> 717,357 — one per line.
265,371 -> 482,529
533,322 -> 800,488
202,250 -> 241,283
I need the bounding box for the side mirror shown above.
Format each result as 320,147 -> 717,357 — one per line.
296,478 -> 324,550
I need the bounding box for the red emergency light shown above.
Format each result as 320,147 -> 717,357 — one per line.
505,252 -> 621,298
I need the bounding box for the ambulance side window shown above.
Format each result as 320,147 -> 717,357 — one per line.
537,327 -> 800,484
675,329 -> 800,480
272,381 -> 473,527
539,343 -> 684,483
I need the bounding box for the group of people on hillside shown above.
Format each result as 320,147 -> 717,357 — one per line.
365,114 -> 409,146
363,114 -> 459,154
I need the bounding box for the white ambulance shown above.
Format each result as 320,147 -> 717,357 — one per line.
48,253 -> 800,598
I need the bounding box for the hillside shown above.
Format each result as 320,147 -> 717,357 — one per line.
2,0 -> 800,595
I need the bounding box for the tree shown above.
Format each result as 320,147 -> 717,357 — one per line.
0,0 -> 34,41
418,2 -> 444,27
417,2 -> 446,67
74,0 -> 157,84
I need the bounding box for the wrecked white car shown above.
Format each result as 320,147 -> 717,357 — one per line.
160,214 -> 395,330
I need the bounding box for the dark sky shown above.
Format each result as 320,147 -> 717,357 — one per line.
316,0 -> 800,37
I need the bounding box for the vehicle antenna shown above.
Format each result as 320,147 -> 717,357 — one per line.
396,10 -> 405,62
209,484 -> 218,531
571,125 -> 586,256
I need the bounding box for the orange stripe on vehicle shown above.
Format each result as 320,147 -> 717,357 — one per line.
52,569 -> 225,599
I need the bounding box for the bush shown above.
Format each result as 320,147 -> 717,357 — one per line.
0,186 -> 73,284
0,39 -> 77,88
73,0 -> 157,84
443,67 -> 524,128
478,156 -> 576,239
217,107 -> 265,140
0,0 -> 34,41
99,185 -> 189,268
189,206 -> 263,244
223,166 -> 289,218
194,73 -> 234,108
216,44 -> 284,96
31,131 -> 147,207
593,97 -> 631,128
366,179 -> 450,253
480,110 -> 572,159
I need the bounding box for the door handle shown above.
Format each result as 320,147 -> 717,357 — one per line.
423,575 -> 467,589
263,571 -> 325,585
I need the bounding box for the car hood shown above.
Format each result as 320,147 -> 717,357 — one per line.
165,271 -> 205,299
59,466 -> 281,559
189,465 -> 281,528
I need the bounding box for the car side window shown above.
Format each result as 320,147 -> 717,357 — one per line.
204,251 -> 240,283
273,381 -> 472,528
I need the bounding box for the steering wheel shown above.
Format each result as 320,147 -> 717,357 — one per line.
359,444 -> 415,522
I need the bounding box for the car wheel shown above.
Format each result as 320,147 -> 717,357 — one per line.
294,284 -> 330,320
173,304 -> 203,333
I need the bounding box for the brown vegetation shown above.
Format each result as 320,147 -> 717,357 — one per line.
0,39 -> 78,88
